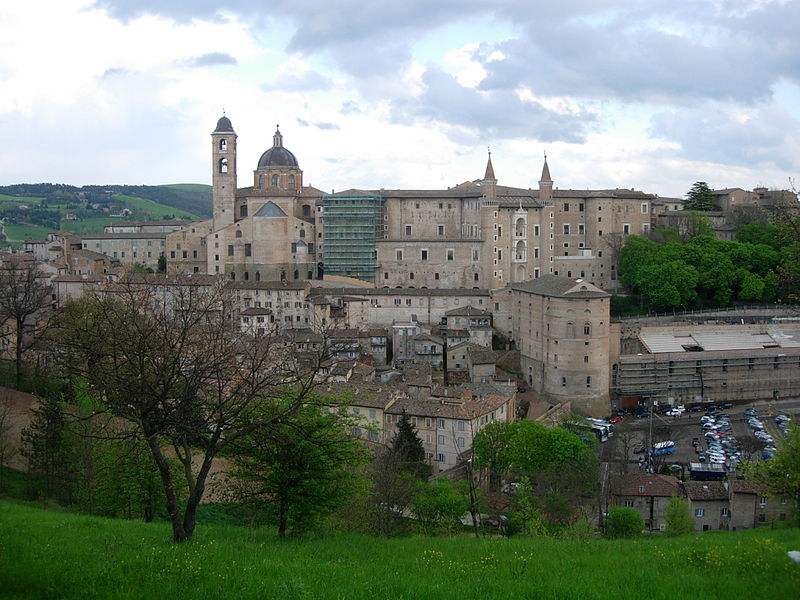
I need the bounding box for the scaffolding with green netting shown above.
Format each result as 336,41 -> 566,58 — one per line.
322,192 -> 385,282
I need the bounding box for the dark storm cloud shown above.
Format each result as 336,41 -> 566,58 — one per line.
261,70 -> 333,92
93,1 -> 800,101
184,52 -> 237,67
393,68 -> 595,143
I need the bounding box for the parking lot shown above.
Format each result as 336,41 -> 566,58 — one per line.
601,399 -> 799,474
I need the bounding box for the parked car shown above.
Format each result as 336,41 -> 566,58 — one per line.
635,412 -> 651,419
721,402 -> 733,409
609,415 -> 623,424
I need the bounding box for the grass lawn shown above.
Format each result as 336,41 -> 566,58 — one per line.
0,194 -> 48,204
1,222 -> 51,244
1,500 -> 798,600
112,194 -> 199,219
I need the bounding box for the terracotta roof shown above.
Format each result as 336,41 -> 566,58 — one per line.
468,348 -> 496,365
611,473 -> 683,497
683,481 -> 729,501
510,274 -> 609,298
445,305 -> 492,317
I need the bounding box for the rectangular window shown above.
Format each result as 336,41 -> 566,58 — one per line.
438,419 -> 445,429
244,243 -> 252,257
472,249 -> 479,261
759,496 -> 768,507
437,224 -> 445,236
641,202 -> 649,214
563,224 -> 570,235
579,203 -> 584,212
457,421 -> 465,431
720,508 -> 730,517
624,500 -> 634,508
227,245 -> 234,256
563,203 -> 569,211
447,248 -> 454,261
421,249 -> 429,261
396,249 -> 403,261
623,223 -> 630,235
438,435 -> 445,444
405,224 -> 412,236
578,224 -> 585,235
695,508 -> 705,517
457,437 -> 465,448
438,453 -> 445,463
534,225 -> 540,236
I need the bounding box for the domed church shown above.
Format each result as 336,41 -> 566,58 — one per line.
166,116 -> 324,282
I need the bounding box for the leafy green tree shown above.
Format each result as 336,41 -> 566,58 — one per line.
392,410 -> 431,480
471,421 -> 514,491
605,506 -> 643,538
228,403 -> 367,537
411,477 -> 468,535
746,424 -> 800,526
683,181 -> 717,211
665,495 -> 694,536
736,223 -> 781,249
53,282 -> 323,542
20,396 -> 74,502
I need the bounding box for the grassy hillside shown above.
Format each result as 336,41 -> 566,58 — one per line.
1,222 -> 51,244
111,193 -> 199,219
1,501 -> 798,600
161,183 -> 212,194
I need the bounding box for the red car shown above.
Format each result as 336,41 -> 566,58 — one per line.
609,415 -> 623,424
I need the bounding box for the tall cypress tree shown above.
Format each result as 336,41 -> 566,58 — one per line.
392,410 -> 431,479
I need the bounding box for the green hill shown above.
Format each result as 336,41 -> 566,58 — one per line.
1,500 -> 798,600
0,183 -> 212,246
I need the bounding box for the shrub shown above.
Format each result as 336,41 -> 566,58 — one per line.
605,506 -> 643,539
665,495 -> 694,537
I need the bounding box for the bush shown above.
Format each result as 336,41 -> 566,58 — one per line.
665,495 -> 694,537
605,506 -> 643,539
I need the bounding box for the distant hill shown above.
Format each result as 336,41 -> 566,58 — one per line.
0,183 -> 212,245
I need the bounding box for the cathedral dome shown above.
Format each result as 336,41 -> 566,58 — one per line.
214,115 -> 234,132
257,126 -> 299,168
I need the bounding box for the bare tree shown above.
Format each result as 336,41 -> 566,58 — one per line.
611,430 -> 644,474
0,392 -> 19,492
53,279 -> 325,541
0,257 -> 53,386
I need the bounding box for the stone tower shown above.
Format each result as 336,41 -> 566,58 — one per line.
212,115 -> 237,230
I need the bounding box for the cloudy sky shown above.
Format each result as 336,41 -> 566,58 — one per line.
1,0 -> 799,197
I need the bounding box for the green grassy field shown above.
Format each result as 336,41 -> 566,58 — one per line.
1,501 -> 798,600
58,216 -> 126,235
1,222 -> 51,244
0,194 -> 48,204
112,194 -> 199,219
161,183 -> 212,194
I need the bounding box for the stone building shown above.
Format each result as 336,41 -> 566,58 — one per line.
610,473 -> 683,532
509,275 -> 611,415
166,116 -> 324,283
80,231 -> 167,270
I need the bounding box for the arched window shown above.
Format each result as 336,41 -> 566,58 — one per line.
219,158 -> 228,173
515,240 -> 526,261
258,174 -> 265,189
289,174 -> 296,188
515,217 -> 526,237
583,323 -> 591,336
255,271 -> 261,281
299,229 -> 305,238
302,204 -> 311,217
235,230 -> 242,238
272,174 -> 279,186
219,139 -> 227,152
566,321 -> 575,338
240,204 -> 248,218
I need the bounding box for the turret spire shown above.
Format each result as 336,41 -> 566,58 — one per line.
273,125 -> 283,148
484,147 -> 496,181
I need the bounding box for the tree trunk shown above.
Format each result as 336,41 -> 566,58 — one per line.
14,317 -> 23,388
278,497 -> 288,538
180,446 -> 217,541
146,434 -> 188,541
